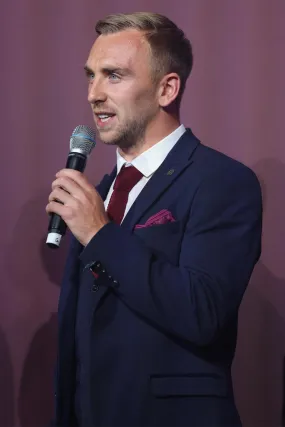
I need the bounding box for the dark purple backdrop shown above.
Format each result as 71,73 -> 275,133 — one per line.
1,1 -> 285,426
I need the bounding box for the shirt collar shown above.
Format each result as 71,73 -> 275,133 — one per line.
116,124 -> 186,178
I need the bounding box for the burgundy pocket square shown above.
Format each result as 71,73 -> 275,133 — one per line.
135,209 -> 176,229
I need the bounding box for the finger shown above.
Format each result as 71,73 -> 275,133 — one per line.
52,176 -> 82,198
46,201 -> 67,217
48,187 -> 73,205
56,169 -> 92,191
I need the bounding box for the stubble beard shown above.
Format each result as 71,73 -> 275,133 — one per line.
99,110 -> 155,150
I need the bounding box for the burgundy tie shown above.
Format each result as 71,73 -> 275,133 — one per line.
107,165 -> 143,224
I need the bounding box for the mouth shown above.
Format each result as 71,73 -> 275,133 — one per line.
94,112 -> 116,128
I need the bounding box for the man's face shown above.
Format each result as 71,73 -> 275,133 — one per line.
85,30 -> 160,148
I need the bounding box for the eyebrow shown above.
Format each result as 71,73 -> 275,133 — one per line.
84,64 -> 132,76
84,65 -> 94,75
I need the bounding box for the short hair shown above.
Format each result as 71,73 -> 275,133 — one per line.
95,12 -> 193,107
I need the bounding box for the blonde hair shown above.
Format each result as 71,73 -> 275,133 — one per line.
95,12 -> 193,107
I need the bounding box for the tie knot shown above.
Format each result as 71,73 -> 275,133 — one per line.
114,165 -> 143,192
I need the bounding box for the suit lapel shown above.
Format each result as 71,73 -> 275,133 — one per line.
96,166 -> 117,200
121,129 -> 200,231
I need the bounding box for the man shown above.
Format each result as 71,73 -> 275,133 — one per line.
47,12 -> 262,427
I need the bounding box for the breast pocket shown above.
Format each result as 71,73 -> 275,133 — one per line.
134,221 -> 183,264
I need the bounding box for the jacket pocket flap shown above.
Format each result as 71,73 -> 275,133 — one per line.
150,376 -> 228,397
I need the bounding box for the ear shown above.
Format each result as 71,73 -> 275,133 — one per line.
157,73 -> 181,107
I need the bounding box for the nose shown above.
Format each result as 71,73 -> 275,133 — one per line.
87,78 -> 107,105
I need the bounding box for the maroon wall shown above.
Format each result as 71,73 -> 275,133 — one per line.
1,1 -> 285,425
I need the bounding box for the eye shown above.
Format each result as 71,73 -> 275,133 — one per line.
108,73 -> 120,82
85,70 -> 95,82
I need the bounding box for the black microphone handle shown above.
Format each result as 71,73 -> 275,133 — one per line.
46,152 -> 87,249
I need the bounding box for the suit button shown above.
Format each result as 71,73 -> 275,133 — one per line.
92,284 -> 99,292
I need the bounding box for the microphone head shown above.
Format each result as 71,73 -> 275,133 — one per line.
70,125 -> 96,156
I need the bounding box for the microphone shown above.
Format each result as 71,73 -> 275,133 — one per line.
46,125 -> 96,249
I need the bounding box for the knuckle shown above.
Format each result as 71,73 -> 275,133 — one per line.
52,189 -> 59,199
52,179 -> 60,190
58,177 -> 66,186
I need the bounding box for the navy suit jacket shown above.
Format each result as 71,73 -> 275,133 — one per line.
54,129 -> 262,426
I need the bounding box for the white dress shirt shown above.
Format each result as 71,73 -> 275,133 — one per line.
104,125 -> 186,221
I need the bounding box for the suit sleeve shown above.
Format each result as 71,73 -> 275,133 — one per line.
57,233 -> 82,318
79,165 -> 262,346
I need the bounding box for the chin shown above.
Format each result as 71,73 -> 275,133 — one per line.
98,132 -> 118,146
98,127 -> 132,148
101,139 -> 117,146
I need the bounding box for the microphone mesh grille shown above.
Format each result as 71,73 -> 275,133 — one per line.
70,125 -> 96,155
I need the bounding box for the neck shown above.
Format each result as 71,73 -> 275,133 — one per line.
118,113 -> 181,162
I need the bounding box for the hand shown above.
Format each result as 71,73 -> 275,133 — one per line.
46,169 -> 109,246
